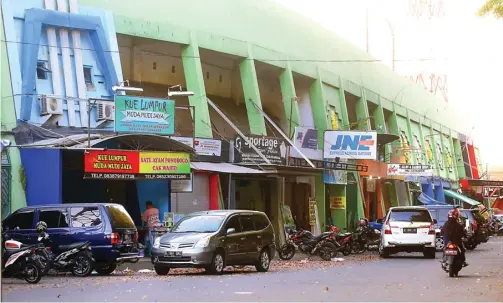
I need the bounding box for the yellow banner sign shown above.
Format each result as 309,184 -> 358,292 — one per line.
308,197 -> 317,225
330,196 -> 346,210
139,152 -> 191,174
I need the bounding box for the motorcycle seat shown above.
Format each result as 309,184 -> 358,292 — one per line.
310,234 -> 326,241
54,242 -> 88,252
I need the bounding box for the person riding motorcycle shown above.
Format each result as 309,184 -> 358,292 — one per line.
441,208 -> 468,267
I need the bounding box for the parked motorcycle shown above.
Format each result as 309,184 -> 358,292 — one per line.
441,242 -> 464,277
2,236 -> 43,284
36,226 -> 94,277
326,225 -> 353,256
278,228 -> 338,261
351,219 -> 381,253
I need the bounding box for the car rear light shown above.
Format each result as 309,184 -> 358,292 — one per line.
384,220 -> 391,234
446,243 -> 456,249
428,224 -> 435,235
110,232 -> 120,245
5,242 -> 19,248
135,232 -> 139,243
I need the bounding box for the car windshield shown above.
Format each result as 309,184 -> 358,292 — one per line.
390,210 -> 431,222
170,215 -> 225,233
106,205 -> 135,229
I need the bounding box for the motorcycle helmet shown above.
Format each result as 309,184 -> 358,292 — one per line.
36,221 -> 48,233
448,209 -> 460,219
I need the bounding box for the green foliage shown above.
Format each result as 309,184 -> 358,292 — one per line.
478,0 -> 503,18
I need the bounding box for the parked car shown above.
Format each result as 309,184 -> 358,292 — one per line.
461,209 -> 489,249
2,203 -> 140,275
379,206 -> 437,259
424,205 -> 457,251
151,210 -> 276,275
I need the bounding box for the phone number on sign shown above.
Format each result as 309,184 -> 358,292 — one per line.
85,173 -> 136,180
143,174 -> 190,180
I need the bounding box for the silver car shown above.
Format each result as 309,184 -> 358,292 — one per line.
151,210 -> 276,275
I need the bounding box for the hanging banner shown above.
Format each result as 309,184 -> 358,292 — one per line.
329,196 -> 346,210
323,131 -> 377,160
387,164 -> 433,176
308,197 -> 317,226
234,135 -> 287,165
289,127 -> 322,160
84,150 -> 190,180
114,96 -> 175,135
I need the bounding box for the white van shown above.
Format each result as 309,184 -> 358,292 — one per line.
379,206 -> 437,259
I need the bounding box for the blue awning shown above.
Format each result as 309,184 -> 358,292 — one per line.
417,193 -> 447,205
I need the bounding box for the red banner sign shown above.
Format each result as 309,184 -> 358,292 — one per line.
84,150 -> 140,174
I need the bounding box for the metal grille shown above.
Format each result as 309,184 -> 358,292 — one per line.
1,167 -> 11,220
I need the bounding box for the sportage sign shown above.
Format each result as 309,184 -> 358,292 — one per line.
323,131 -> 377,160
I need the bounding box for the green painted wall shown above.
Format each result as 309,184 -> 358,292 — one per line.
422,124 -> 438,175
441,132 -> 457,180
279,63 -> 300,137
452,137 -> 466,179
80,0 -> 472,137
396,115 -> 412,164
409,121 -> 425,165
431,128 -> 446,178
0,10 -> 27,212
323,83 -> 343,117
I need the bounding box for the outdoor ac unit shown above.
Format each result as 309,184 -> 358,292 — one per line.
39,95 -> 62,116
96,101 -> 115,121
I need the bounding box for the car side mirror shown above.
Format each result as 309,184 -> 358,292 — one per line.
226,228 -> 236,235
433,219 -> 438,224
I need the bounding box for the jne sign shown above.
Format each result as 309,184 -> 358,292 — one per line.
323,131 -> 377,160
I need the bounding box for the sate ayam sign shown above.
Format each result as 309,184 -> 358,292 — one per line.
84,150 -> 190,180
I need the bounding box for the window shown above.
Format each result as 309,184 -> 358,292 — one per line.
39,209 -> 69,229
240,215 -> 255,232
70,207 -> 102,228
106,205 -> 135,229
389,209 -> 432,223
36,61 -> 49,80
253,214 -> 269,230
83,67 -> 93,84
3,211 -> 35,230
225,216 -> 242,233
170,215 -> 224,233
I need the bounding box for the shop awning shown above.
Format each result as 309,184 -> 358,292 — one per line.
444,189 -> 481,206
191,162 -> 266,174
418,193 -> 447,205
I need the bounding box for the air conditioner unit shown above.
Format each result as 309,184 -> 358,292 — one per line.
96,101 -> 115,121
39,95 -> 62,116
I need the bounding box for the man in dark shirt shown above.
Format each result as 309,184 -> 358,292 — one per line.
442,208 -> 468,267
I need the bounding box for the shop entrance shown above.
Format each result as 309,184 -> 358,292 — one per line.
61,150 -> 146,226
284,181 -> 311,231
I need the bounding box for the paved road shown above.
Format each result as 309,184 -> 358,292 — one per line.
3,237 -> 503,302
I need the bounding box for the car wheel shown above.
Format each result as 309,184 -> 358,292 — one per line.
379,243 -> 390,258
207,252 -> 225,275
423,248 -> 436,259
255,249 -> 270,272
435,237 -> 445,251
154,265 -> 170,275
95,263 -> 117,275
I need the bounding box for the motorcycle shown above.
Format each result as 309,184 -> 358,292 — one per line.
351,224 -> 381,253
2,238 -> 43,284
278,228 -> 338,261
326,226 -> 353,256
441,242 -> 464,277
36,231 -> 94,277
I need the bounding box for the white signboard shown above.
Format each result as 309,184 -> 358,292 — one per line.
387,164 -> 433,176
290,127 -> 322,160
169,137 -> 222,156
323,131 -> 377,160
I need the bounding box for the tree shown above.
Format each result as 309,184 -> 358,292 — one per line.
478,0 -> 503,18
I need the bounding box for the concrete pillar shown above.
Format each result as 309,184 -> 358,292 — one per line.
355,88 -> 371,131
279,63 -> 300,137
428,121 -> 441,176
405,110 -> 416,165
452,135 -> 466,179
239,45 -> 267,135
181,32 -> 213,138
337,77 -> 350,129
309,72 -> 330,148
389,103 -> 400,161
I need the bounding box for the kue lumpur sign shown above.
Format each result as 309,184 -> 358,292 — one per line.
114,96 -> 175,135
84,150 -> 190,180
323,131 -> 377,160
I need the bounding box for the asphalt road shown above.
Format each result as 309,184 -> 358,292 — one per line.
2,237 -> 502,302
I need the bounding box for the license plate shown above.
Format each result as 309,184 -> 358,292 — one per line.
164,251 -> 182,257
403,228 -> 417,234
445,250 -> 458,256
